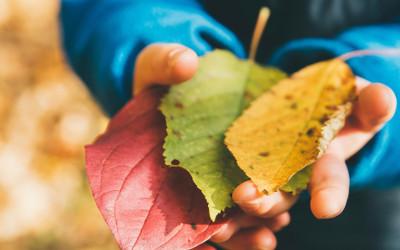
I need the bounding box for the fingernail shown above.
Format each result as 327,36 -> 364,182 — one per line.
167,47 -> 189,69
233,182 -> 260,203
315,190 -> 343,219
366,85 -> 397,127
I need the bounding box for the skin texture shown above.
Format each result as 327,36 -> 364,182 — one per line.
134,43 -> 397,249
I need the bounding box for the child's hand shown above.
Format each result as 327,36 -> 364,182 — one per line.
231,79 -> 397,220
306,77 -> 396,218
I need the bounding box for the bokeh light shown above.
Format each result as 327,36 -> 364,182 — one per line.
0,1 -> 117,249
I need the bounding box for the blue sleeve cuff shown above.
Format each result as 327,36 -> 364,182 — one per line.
269,23 -> 400,188
61,0 -> 244,115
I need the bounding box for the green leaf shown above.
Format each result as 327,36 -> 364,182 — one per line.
160,50 -> 286,220
280,166 -> 312,194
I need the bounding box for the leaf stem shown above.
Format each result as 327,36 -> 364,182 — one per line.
249,7 -> 270,62
339,48 -> 400,61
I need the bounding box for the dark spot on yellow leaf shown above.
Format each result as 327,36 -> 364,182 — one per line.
319,114 -> 330,124
349,89 -> 357,101
326,85 -> 336,91
290,103 -> 298,109
326,105 -> 338,111
171,159 -> 180,165
306,128 -> 315,137
285,94 -> 293,100
259,152 -> 270,157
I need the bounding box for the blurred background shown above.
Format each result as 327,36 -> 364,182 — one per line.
0,1 -> 118,249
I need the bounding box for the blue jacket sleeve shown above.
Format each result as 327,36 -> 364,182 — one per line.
269,23 -> 400,188
60,0 -> 244,115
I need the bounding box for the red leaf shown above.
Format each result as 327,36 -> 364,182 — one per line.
85,88 -> 223,250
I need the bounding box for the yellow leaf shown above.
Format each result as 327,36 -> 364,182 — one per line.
225,59 -> 356,193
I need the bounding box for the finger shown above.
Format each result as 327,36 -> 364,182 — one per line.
210,213 -> 256,243
264,212 -> 291,232
233,180 -> 298,218
351,83 -> 396,132
333,83 -> 397,159
331,125 -> 375,160
217,227 -> 277,250
210,213 -> 261,243
237,212 -> 290,231
133,43 -> 198,95
211,211 -> 290,244
309,152 -> 349,219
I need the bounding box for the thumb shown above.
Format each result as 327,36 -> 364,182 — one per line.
134,43 -> 198,95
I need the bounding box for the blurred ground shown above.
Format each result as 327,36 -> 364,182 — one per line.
0,1 -> 118,249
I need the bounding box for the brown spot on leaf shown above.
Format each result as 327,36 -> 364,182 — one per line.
326,85 -> 336,91
171,159 -> 180,165
326,105 -> 338,111
172,130 -> 181,138
175,102 -> 184,109
349,87 -> 357,101
244,92 -> 254,100
259,152 -> 270,157
290,103 -> 298,109
319,114 -> 330,124
285,94 -> 293,100
306,128 -> 315,137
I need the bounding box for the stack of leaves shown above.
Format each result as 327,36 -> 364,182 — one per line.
85,50 -> 356,250
160,50 -> 286,220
